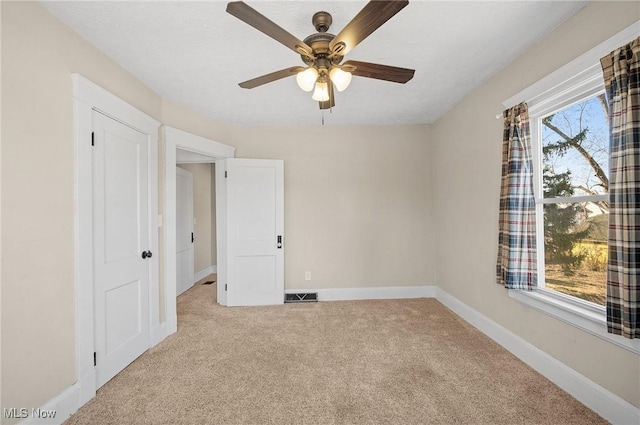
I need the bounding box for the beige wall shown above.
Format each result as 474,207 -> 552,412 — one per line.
227,125 -> 434,290
2,0 -> 638,419
431,1 -> 640,407
1,2 -> 433,414
161,98 -> 230,143
1,1 -> 162,417
177,163 -> 216,273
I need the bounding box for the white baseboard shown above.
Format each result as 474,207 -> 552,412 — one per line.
29,285 -> 638,425
166,314 -> 177,336
76,369 -> 96,408
194,265 -> 216,283
19,382 -> 81,425
286,285 -> 437,301
435,288 -> 640,425
151,321 -> 168,346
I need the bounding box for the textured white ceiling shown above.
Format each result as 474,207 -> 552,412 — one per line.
40,1 -> 587,127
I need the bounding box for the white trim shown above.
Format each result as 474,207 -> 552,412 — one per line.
194,265 -> 217,283
286,285 -> 438,301
163,126 -> 235,327
73,74 -> 161,405
214,160 -> 228,306
503,21 -> 640,109
76,366 -> 95,412
165,127 -> 235,159
436,288 -> 640,425
18,382 -> 81,425
36,285 -> 639,424
150,321 -> 167,347
537,194 -> 608,204
501,22 -> 640,351
147,114 -> 162,347
510,289 -> 640,354
73,80 -> 96,407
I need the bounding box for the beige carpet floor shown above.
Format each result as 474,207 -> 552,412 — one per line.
63,278 -> 605,425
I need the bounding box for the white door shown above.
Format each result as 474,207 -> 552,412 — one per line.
93,111 -> 151,388
176,167 -> 194,296
225,159 -> 284,306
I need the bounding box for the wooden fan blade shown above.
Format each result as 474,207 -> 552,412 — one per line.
343,60 -> 414,83
329,0 -> 409,57
227,1 -> 313,57
238,66 -> 304,89
319,82 -> 335,110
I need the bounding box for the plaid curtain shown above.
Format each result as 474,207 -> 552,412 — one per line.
496,103 -> 537,290
601,37 -> 640,339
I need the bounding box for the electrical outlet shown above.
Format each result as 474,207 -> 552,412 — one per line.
304,271 -> 311,281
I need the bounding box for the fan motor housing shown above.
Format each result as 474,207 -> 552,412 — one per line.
301,33 -> 343,66
300,11 -> 343,66
303,33 -> 334,57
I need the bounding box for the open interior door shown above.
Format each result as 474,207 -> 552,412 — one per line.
223,158 -> 284,306
176,167 -> 194,296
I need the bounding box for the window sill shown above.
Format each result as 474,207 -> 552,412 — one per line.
509,288 -> 640,354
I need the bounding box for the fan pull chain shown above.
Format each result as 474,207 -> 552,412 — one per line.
320,105 -> 333,126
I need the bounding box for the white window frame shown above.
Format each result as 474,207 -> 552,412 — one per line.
532,84 -> 608,294
502,22 -> 640,354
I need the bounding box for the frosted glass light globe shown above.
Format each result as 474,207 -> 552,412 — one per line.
312,80 -> 330,102
329,67 -> 352,92
296,67 -> 318,92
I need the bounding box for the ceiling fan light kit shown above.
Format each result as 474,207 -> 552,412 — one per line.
329,67 -> 352,92
296,67 -> 318,92
226,1 -> 415,111
312,76 -> 330,102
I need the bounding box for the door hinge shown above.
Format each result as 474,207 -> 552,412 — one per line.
224,171 -> 227,178
93,352 -> 97,366
91,132 -> 95,146
225,284 -> 227,291
191,232 -> 194,243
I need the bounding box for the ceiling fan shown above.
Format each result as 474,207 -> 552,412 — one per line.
226,1 -> 415,110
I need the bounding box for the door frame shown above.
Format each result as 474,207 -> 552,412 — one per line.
162,126 -> 235,334
73,75 -> 160,405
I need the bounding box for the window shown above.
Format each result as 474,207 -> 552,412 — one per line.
523,58 -> 610,310
502,22 -> 639,353
536,93 -> 609,306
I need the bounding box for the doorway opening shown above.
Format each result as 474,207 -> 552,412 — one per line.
176,159 -> 217,295
162,126 -> 235,335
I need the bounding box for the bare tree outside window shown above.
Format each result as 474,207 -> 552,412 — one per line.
541,94 -> 609,305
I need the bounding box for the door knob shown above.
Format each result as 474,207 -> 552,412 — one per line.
141,250 -> 152,259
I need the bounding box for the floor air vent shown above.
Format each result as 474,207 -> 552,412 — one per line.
285,293 -> 318,303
